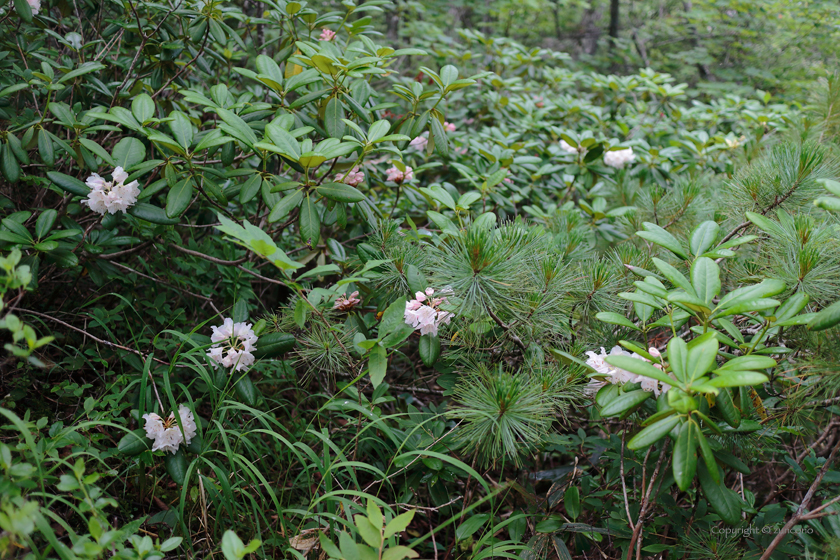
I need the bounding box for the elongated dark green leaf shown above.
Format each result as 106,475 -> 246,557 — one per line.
316,182 -> 365,202
299,195 -> 320,244
1,143 -> 20,183
605,355 -> 674,387
234,375 -> 260,407
673,422 -> 697,491
595,312 -> 640,331
252,333 -> 296,358
14,0 -> 32,22
686,335 -> 718,382
709,370 -> 769,388
117,429 -> 151,456
419,334 -> 440,367
165,178 -> 193,218
698,461 -> 741,525
268,189 -> 303,223
628,415 -> 680,450
690,221 -> 720,256
808,300 -> 840,331
368,344 -> 387,387
695,424 -> 720,484
714,388 -> 741,428
637,222 -> 688,260
47,171 -> 89,196
691,257 -> 720,304
651,258 -> 694,294
667,337 -> 688,383
324,97 -> 346,139
164,449 -> 188,485
599,389 -> 651,417
128,203 -> 180,225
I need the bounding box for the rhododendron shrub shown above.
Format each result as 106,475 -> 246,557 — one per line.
2,1 -> 840,560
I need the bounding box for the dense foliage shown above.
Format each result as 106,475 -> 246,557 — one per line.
2,1 -> 840,560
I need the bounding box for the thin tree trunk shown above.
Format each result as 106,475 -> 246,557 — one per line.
553,0 -> 562,41
609,0 -> 620,50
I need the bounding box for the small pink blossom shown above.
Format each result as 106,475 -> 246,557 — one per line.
409,134 -> 428,151
386,166 -> 413,184
444,122 -> 456,132
336,167 -> 364,187
319,28 -> 335,41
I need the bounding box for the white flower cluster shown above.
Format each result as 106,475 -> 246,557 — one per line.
603,147 -> 636,169
207,317 -> 258,372
585,346 -> 670,397
560,139 -> 587,156
404,288 -> 453,337
82,167 -> 140,215
143,404 -> 197,454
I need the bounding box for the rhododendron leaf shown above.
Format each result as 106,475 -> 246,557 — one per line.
325,97 -> 346,139
317,182 -> 365,203
234,376 -> 260,407
698,462 -> 742,526
131,94 -> 155,123
14,0 -> 32,22
419,334 -> 440,366
164,449 -> 188,485
46,171 -> 89,197
368,344 -> 387,387
128,203 -> 180,225
430,117 -> 449,157
638,222 -> 688,260
595,312 -> 640,331
117,429 -> 151,456
112,137 -> 146,170
689,221 -> 720,256
673,422 -> 697,491
367,120 -> 391,143
599,389 -> 651,417
268,189 -> 303,223
691,257 -> 721,304
300,196 -> 321,245
165,178 -> 193,218
252,333 -> 295,358
808,300 -> 840,331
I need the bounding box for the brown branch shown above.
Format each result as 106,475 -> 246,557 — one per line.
759,435 -> 840,560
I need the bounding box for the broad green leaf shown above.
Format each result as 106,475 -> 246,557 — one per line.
299,196 -> 320,244
419,334 -> 440,366
168,111 -> 194,150
595,312 -> 640,331
455,513 -> 488,541
698,462 -> 742,525
695,424 -> 720,484
691,257 -> 720,304
165,178 -> 193,218
316,182 -> 365,202
667,337 -> 688,383
714,388 -> 741,428
604,355 -> 674,387
808,300 -> 840,331
131,94 -> 155,122
709,371 -> 769,388
164,449 -> 188,485
564,486 -> 581,520
268,189 -> 303,223
384,511 -> 414,539
637,222 -> 688,260
368,344 -> 387,388
689,221 -> 719,256
652,258 -> 694,294
47,171 -> 89,196
686,335 -> 718,382
324,97 -> 346,139
112,137 -> 146,169
628,415 -> 680,450
673,422 -> 697,491
599,389 -> 651,417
